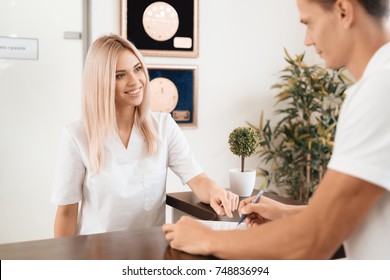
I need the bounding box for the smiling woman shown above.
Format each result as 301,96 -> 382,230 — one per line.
51,34 -> 239,238
81,35 -> 158,173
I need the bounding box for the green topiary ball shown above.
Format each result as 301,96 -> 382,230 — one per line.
228,127 -> 260,157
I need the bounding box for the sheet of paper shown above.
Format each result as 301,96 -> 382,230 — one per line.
199,220 -> 247,230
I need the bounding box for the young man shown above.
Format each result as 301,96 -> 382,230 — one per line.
163,0 -> 390,259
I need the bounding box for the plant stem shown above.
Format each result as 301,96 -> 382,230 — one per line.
299,170 -> 304,201
306,153 -> 311,201
241,156 -> 245,172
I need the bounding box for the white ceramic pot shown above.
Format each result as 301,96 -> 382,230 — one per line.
229,168 -> 256,197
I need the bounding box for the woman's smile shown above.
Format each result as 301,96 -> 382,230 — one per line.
124,86 -> 142,96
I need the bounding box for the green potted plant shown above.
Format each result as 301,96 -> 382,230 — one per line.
228,126 -> 260,196
249,50 -> 350,202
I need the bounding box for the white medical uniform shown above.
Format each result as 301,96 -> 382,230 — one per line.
51,113 -> 203,235
328,42 -> 390,259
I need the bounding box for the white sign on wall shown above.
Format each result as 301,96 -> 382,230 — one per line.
0,37 -> 39,60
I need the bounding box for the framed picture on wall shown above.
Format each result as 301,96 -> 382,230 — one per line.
120,0 -> 199,57
148,65 -> 198,128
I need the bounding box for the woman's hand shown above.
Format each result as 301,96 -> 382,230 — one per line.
209,187 -> 239,218
163,216 -> 213,256
187,173 -> 239,218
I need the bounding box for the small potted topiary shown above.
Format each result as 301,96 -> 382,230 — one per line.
228,126 -> 260,196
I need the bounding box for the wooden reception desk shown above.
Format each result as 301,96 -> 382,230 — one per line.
0,190 -> 344,259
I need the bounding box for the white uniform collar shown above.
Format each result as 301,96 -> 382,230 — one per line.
107,124 -> 146,165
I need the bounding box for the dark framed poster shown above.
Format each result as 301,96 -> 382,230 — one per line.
120,0 -> 199,57
148,65 -> 198,128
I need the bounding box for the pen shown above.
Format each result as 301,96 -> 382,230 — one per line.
237,189 -> 265,227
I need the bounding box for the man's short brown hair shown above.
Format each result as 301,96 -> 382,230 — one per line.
314,0 -> 390,19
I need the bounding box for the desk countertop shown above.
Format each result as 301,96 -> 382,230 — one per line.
0,190 -> 344,259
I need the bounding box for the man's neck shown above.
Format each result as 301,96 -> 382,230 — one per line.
347,21 -> 390,80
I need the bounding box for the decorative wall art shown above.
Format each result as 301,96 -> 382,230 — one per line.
120,0 -> 199,57
148,65 -> 198,128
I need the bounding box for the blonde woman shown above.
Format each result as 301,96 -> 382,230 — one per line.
51,34 -> 239,237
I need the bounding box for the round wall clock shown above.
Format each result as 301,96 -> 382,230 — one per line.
150,77 -> 179,112
142,2 -> 179,42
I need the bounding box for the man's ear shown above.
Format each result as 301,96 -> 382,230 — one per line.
335,0 -> 354,28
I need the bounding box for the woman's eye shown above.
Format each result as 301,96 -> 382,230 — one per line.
135,66 -> 142,73
116,73 -> 125,79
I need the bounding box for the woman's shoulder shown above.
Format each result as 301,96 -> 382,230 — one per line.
63,119 -> 86,140
150,112 -> 180,139
151,112 -> 175,128
151,112 -> 172,122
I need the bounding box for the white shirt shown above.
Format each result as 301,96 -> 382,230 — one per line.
328,42 -> 390,259
51,113 -> 203,235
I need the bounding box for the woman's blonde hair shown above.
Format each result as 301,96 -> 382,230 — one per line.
82,34 -> 158,173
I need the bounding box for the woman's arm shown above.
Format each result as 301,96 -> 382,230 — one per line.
54,203 -> 78,238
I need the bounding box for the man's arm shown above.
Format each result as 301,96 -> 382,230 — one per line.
210,169 -> 384,259
164,169 -> 385,259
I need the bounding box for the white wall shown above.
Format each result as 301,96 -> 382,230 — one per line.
0,0 -> 323,244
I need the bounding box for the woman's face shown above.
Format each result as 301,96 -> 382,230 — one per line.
115,49 -> 146,110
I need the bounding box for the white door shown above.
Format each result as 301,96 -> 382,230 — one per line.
0,0 -> 85,243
